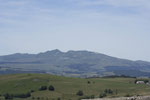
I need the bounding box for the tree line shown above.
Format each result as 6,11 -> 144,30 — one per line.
3,85 -> 55,99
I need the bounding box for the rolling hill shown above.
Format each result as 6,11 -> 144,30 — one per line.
0,74 -> 150,100
0,49 -> 150,77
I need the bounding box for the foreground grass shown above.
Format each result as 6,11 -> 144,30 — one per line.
0,74 -> 150,100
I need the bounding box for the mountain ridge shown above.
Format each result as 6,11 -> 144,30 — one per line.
0,49 -> 150,77
1,49 -> 148,62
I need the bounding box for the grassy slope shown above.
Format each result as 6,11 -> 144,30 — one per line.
0,74 -> 150,100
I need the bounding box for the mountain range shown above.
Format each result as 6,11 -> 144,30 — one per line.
0,49 -> 150,77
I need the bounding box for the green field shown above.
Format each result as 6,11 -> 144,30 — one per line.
0,74 -> 150,100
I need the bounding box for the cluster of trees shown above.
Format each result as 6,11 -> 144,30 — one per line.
76,89 -> 118,99
39,85 -> 55,91
99,89 -> 115,98
4,92 -> 31,99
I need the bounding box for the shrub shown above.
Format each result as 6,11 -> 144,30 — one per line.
108,89 -> 113,94
39,86 -> 47,91
104,89 -> 108,93
76,90 -> 84,96
14,92 -> 31,98
49,85 -> 55,91
4,92 -> 31,99
144,80 -> 149,83
4,93 -> 13,99
31,90 -> 35,93
87,81 -> 90,84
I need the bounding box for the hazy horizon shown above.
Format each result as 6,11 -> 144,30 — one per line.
1,0 -> 150,61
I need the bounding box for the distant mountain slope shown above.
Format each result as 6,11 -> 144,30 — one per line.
0,49 -> 150,77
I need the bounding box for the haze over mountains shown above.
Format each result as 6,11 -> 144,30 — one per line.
0,49 -> 150,77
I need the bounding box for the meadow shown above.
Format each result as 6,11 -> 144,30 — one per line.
0,74 -> 149,100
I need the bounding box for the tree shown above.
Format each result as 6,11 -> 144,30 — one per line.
144,80 -> 149,84
104,89 -> 108,94
26,92 -> 31,97
87,81 -> 90,84
76,90 -> 84,96
108,89 -> 113,94
49,85 -> 55,91
134,79 -> 138,84
57,97 -> 61,100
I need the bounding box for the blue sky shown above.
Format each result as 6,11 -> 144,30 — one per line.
0,0 -> 150,61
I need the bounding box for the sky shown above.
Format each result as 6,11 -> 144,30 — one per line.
0,0 -> 150,61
